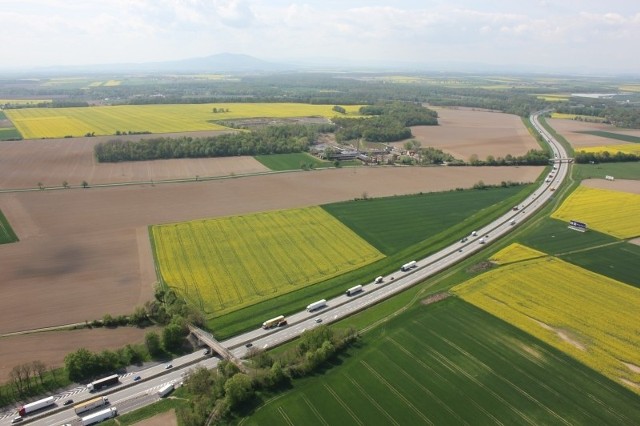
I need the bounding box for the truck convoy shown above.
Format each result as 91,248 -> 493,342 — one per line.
262,315 -> 287,329
157,383 -> 174,398
345,285 -> 363,296
75,396 -> 109,415
306,299 -> 327,312
17,396 -> 55,416
401,260 -> 417,271
87,374 -> 119,392
81,407 -> 117,426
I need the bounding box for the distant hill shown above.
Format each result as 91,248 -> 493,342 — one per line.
32,53 -> 292,74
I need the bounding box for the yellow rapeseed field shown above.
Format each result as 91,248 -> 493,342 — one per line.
4,103 -> 362,139
151,206 -> 384,316
489,243 -> 547,265
578,144 -> 640,155
453,256 -> 640,393
551,185 -> 640,238
550,112 -> 606,122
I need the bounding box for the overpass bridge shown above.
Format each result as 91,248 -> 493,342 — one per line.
189,325 -> 247,372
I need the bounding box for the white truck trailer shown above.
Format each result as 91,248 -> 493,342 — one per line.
158,383 -> 174,398
75,396 -> 109,415
374,276 -> 384,284
345,285 -> 363,296
306,299 -> 327,312
87,374 -> 119,392
81,407 -> 117,425
401,260 -> 417,271
18,396 -> 54,416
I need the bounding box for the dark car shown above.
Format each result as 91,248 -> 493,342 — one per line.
245,343 -> 253,348
133,375 -> 141,381
63,399 -> 74,406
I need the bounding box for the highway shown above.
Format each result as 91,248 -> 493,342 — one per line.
6,112 -> 569,426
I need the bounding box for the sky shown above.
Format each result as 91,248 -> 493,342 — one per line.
1,0 -> 639,74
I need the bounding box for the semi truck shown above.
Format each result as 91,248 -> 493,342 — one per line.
81,407 -> 117,426
157,383 -> 174,398
345,285 -> 363,296
87,374 -> 119,392
75,396 -> 109,415
306,299 -> 327,312
262,315 -> 286,329
401,260 -> 417,271
17,396 -> 54,416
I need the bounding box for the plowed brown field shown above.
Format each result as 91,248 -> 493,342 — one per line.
0,131 -> 268,190
406,107 -> 540,160
548,118 -> 640,149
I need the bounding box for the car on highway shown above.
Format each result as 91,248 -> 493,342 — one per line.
62,399 -> 74,406
245,342 -> 253,348
11,416 -> 23,424
315,318 -> 323,323
164,364 -> 173,370
203,348 -> 210,355
133,375 -> 141,381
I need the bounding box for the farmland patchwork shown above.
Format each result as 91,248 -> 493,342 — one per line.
453,255 -> 640,394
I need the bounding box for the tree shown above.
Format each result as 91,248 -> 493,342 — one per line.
81,180 -> 89,188
145,331 -> 162,356
32,361 -> 46,386
37,182 -> 44,190
62,180 -> 69,189
65,348 -> 96,382
223,373 -> 253,408
162,323 -> 185,351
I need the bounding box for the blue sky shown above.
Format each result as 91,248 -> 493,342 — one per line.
1,0 -> 638,73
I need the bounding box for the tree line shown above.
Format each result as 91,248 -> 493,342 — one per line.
95,124 -> 334,162
574,150 -> 640,163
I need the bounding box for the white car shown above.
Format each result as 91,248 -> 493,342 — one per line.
164,364 -> 173,370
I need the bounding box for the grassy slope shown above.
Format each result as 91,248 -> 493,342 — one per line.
243,298 -> 640,425
0,209 -> 19,244
254,153 -> 332,171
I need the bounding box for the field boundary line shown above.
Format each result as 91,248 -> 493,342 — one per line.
301,394 -> 330,426
345,374 -> 400,426
322,382 -> 364,426
556,240 -> 623,256
360,360 -> 434,425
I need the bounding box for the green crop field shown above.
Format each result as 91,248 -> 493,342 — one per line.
4,103 -> 362,139
323,186 -> 530,254
0,210 -> 18,244
559,242 -> 640,289
245,298 -> 640,425
517,218 -> 617,255
577,130 -> 640,143
0,127 -> 22,141
254,153 -> 332,171
574,162 -> 640,180
151,206 -> 384,316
